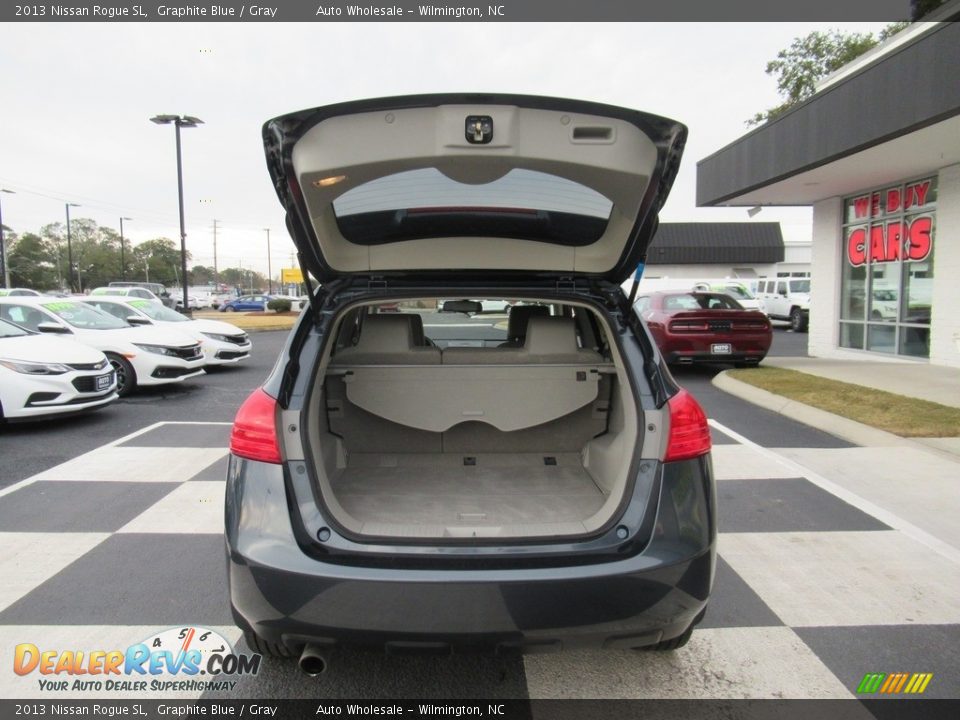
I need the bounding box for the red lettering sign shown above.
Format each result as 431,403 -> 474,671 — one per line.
886,188 -> 901,213
885,221 -> 901,262
904,180 -> 932,210
853,196 -> 870,219
848,218 -> 933,265
869,225 -> 885,261
906,216 -> 932,261
847,228 -> 866,266
871,192 -> 881,218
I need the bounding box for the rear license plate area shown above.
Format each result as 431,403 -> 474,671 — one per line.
711,343 -> 732,355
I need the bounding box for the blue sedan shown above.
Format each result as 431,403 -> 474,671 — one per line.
219,295 -> 276,312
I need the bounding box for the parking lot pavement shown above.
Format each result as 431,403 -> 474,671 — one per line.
2,416 -> 958,700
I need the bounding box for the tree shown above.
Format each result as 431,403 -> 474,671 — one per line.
747,23 -> 909,126
131,238 -> 190,286
219,267 -> 266,293
6,233 -> 59,289
189,264 -> 217,285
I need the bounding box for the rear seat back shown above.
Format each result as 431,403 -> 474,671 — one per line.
499,304 -> 550,347
443,316 -> 602,364
332,314 -> 441,365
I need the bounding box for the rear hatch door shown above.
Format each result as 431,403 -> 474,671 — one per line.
263,93 -> 686,285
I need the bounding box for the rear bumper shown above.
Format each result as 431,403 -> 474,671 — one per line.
225,456 -> 716,652
229,546 -> 712,652
662,333 -> 771,364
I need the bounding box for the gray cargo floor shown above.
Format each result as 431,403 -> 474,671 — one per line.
331,453 -> 606,532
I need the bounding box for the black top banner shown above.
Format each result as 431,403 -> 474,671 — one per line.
2,0 -> 920,23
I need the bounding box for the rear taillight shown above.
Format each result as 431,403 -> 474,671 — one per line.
230,388 -> 282,464
663,388 -> 711,463
669,321 -> 709,332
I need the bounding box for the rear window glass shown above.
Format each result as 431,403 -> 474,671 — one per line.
332,168 -> 613,247
663,293 -> 744,311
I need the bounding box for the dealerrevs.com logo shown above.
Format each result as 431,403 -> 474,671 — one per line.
13,626 -> 261,693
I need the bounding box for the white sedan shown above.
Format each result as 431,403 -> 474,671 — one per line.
0,298 -> 205,397
83,297 -> 252,366
0,318 -> 118,421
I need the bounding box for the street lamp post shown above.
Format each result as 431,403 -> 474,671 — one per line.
264,228 -> 272,294
65,202 -> 80,293
0,189 -> 15,289
119,217 -> 132,280
150,114 -> 203,314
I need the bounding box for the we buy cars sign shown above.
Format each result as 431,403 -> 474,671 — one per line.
846,178 -> 935,267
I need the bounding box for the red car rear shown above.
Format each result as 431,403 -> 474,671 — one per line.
635,291 -> 772,366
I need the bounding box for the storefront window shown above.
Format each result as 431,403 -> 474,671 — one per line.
839,177 -> 936,358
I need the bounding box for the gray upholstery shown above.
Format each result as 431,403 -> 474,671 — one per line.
500,304 -> 550,347
521,316 -> 603,363
332,313 -> 441,365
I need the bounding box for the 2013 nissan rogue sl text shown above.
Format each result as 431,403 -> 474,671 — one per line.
225,94 -> 716,673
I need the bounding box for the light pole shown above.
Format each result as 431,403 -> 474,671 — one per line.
65,202 -> 80,293
0,189 -> 14,288
264,228 -> 272,294
119,217 -> 132,280
150,114 -> 203,313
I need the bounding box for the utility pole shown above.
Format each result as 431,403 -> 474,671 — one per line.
212,219 -> 219,291
0,189 -> 14,288
119,217 -> 132,280
65,202 -> 80,293
264,228 -> 272,294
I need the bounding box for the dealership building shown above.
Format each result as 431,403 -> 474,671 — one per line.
697,12 -> 960,367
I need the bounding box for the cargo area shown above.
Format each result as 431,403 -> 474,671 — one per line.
305,301 -> 644,539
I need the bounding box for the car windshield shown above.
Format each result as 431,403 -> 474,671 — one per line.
790,280 -> 811,293
663,293 -> 744,311
41,302 -> 129,330
0,318 -> 31,337
128,300 -> 188,322
723,285 -> 754,299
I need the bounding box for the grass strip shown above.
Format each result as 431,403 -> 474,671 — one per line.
193,311 -> 296,331
727,367 -> 960,437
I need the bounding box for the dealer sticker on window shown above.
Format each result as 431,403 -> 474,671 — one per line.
711,343 -> 732,355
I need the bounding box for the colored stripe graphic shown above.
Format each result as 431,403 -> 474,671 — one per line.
858,672 -> 933,694
857,673 -> 886,693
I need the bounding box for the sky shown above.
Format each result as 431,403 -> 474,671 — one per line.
0,21 -> 893,278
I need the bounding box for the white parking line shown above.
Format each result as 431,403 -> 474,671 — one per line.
0,421 -> 231,499
709,419 -> 960,566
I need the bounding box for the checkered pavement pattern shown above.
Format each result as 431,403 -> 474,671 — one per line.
1,421 -> 957,700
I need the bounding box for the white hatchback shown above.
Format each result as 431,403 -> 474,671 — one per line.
0,298 -> 205,396
84,297 -> 252,366
0,318 -> 117,420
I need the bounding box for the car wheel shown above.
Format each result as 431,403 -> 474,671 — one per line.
107,353 -> 137,398
243,629 -> 299,658
870,310 -> 882,320
225,306 -> 236,312
790,307 -> 808,333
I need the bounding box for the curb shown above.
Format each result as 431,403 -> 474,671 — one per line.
711,371 -> 955,456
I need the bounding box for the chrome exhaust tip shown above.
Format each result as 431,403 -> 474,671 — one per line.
298,644 -> 329,676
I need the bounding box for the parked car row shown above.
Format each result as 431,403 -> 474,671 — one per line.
0,295 -> 251,422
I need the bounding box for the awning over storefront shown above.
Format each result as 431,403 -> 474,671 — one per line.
696,15 -> 960,208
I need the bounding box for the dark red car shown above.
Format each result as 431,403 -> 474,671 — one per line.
634,291 -> 772,366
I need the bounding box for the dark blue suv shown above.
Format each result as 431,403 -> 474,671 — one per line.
225,95 -> 715,674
